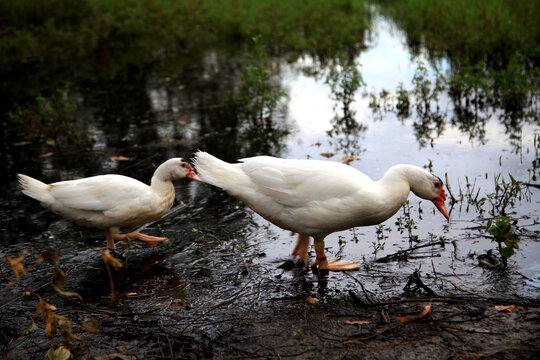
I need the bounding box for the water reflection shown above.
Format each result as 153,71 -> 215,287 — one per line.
325,56 -> 367,157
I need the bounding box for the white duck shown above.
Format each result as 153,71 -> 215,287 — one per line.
194,151 -> 449,271
18,158 -> 201,250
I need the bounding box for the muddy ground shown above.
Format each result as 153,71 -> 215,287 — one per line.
1,203 -> 539,360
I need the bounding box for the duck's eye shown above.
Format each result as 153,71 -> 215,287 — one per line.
180,163 -> 187,168
434,182 -> 441,188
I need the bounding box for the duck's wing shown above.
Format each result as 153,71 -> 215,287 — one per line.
49,175 -> 150,212
240,156 -> 372,208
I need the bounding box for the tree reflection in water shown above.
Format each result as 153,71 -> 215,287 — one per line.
325,55 -> 367,158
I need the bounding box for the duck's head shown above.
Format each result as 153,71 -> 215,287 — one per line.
156,158 -> 202,182
406,167 -> 450,220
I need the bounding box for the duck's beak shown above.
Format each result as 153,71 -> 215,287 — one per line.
187,165 -> 202,182
432,188 -> 450,220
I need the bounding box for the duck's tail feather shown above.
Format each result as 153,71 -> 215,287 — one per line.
17,174 -> 54,205
193,151 -> 245,191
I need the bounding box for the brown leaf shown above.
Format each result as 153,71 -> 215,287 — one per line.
177,120 -> 187,125
109,156 -> 132,161
58,317 -> 82,341
394,302 -> 432,323
46,139 -> 56,145
14,141 -> 32,146
37,250 -> 59,265
4,249 -> 28,285
306,297 -> 319,304
343,320 -> 370,325
36,296 -> 57,317
320,152 -> 335,158
80,318 -> 101,334
340,156 -> 355,162
36,295 -> 82,341
41,152 -> 54,157
45,346 -> 71,360
494,304 -> 517,312
51,269 -> 85,304
101,251 -> 123,270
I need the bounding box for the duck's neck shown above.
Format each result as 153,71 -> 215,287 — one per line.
369,165 -> 417,223
150,168 -> 174,196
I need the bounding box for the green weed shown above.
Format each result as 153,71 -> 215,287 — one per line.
485,216 -> 519,268
485,174 -> 523,217
8,86 -> 89,147
396,200 -> 418,242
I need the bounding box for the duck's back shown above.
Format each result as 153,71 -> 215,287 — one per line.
195,152 -> 378,235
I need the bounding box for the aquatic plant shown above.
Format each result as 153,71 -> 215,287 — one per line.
485,174 -> 523,217
7,86 -> 89,147
395,200 -> 418,242
372,224 -> 390,253
485,216 -> 519,268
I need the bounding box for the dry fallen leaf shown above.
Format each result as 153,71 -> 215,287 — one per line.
394,302 -> 432,323
80,317 -> 101,334
494,304 -> 517,312
177,120 -> 187,125
4,249 -> 28,286
36,295 -> 81,341
45,345 -> 71,360
343,320 -> 370,325
46,139 -> 56,145
41,152 -> 54,158
14,141 -> 32,146
210,299 -> 223,306
306,297 -> 319,304
37,250 -> 59,265
109,156 -> 132,161
51,269 -> 85,304
340,156 -> 355,162
320,152 -> 335,158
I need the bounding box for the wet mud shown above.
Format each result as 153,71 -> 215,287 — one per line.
1,200 -> 539,359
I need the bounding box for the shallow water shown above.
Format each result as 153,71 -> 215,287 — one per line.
1,13 -> 539,307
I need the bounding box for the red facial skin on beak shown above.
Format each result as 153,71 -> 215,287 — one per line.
186,165 -> 202,182
432,188 -> 450,220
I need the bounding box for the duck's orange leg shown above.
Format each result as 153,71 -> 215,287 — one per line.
112,232 -> 168,246
105,230 -> 116,250
311,240 -> 359,271
291,235 -> 311,266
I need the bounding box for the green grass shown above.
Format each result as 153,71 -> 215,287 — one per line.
0,0 -> 371,72
374,0 -> 540,67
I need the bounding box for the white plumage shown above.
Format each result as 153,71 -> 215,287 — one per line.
18,158 -> 201,249
194,151 -> 449,270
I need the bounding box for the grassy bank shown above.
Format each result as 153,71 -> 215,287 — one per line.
375,0 -> 539,67
0,0 -> 371,72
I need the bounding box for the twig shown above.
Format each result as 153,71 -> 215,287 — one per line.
445,173 -> 458,203
374,241 -> 443,263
